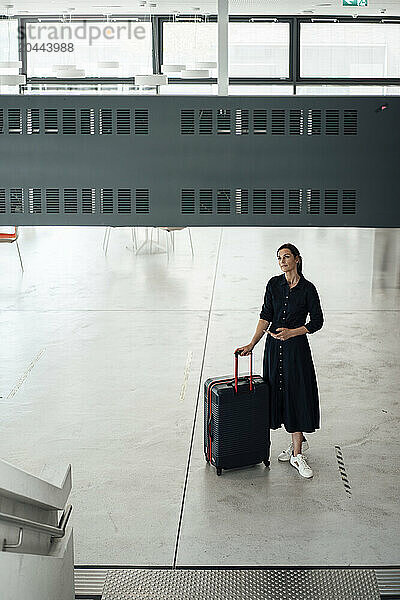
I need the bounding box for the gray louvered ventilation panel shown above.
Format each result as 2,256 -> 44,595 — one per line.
101,188 -> 114,214
177,189 -> 357,217
289,109 -> 304,135
0,108 -> 3,134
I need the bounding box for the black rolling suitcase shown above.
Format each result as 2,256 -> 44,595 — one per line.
204,350 -> 270,476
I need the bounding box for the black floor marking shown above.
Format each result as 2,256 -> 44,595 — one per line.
335,445 -> 352,497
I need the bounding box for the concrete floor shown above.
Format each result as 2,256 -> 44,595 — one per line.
0,226 -> 399,567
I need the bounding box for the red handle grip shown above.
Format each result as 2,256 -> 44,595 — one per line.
233,349 -> 253,393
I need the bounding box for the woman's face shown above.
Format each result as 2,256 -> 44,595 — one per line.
277,248 -> 299,273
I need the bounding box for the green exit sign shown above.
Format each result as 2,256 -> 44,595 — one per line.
343,0 -> 368,5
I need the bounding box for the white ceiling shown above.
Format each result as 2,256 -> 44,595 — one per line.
1,0 -> 400,16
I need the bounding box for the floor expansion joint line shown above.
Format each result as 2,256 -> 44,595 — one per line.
172,228 -> 223,570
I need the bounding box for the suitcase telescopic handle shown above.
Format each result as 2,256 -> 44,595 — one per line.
234,349 -> 253,393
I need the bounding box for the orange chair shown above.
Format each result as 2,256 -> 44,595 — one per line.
0,226 -> 24,272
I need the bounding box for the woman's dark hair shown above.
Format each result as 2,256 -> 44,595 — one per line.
277,243 -> 303,274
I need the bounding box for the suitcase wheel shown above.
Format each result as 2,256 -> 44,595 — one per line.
216,468 -> 222,476
263,459 -> 270,468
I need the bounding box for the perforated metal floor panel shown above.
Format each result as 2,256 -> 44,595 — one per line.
101,568 -> 380,600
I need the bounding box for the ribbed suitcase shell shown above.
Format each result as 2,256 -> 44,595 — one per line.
204,374 -> 270,475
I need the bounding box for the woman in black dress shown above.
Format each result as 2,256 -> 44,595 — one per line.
236,243 -> 323,479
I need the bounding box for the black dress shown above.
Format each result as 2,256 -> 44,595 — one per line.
260,272 -> 323,433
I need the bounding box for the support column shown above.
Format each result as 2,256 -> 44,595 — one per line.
217,0 -> 228,96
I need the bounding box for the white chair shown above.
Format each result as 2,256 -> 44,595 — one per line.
102,226 -> 138,256
159,227 -> 194,258
0,226 -> 23,272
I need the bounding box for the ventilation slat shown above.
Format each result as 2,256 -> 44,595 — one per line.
134,109 -> 148,135
117,109 -> 131,135
235,109 -> 249,135
0,109 -> 3,134
136,189 -> 149,213
199,109 -> 213,135
118,188 -> 131,213
181,189 -> 195,214
28,188 -> 42,214
62,109 -> 77,134
289,109 -> 304,136
325,190 -> 338,214
344,110 -> 357,135
289,189 -> 302,214
44,109 -> 58,134
271,189 -> 284,214
271,109 -> 285,135
253,109 -> 267,134
235,189 -> 248,214
307,109 -> 321,136
82,188 -> 96,214
0,189 -> 6,213
64,188 -> 78,213
199,189 -> 213,214
253,189 -> 266,214
342,190 -> 356,214
217,189 -> 230,213
10,188 -> 24,214
307,189 -> 320,214
181,110 -> 195,135
99,109 -> 112,135
27,108 -> 40,134
217,109 -> 231,135
326,109 -> 339,135
80,108 -> 95,135
8,109 -> 22,134
46,188 -> 60,213
101,189 -> 113,214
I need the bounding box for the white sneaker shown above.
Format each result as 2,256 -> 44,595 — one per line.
277,438 -> 309,462
290,453 -> 313,478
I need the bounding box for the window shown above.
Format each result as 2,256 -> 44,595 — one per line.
0,19 -> 19,63
162,21 -> 217,69
300,23 -> 400,78
229,22 -> 290,78
26,21 -> 152,77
